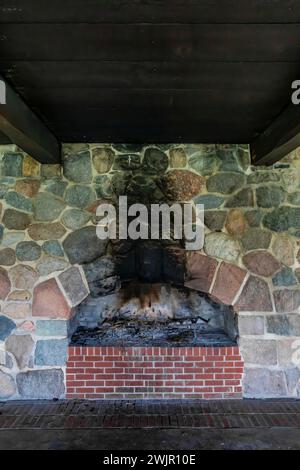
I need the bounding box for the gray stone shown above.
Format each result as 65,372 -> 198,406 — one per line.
5,191 -> 33,213
245,210 -> 263,227
243,368 -> 287,397
0,315 -> 16,341
2,232 -> 25,247
240,228 -> 272,251
63,226 -> 108,264
87,275 -> 118,297
58,267 -> 89,306
142,148 -> 169,174
16,241 -> 41,261
41,164 -> 61,178
0,248 -> 16,266
266,314 -> 300,336
263,207 -> 300,231
83,256 -> 115,284
9,264 -> 38,289
5,334 -> 34,369
92,147 -> 115,173
61,208 -> 91,230
17,369 -> 65,399
28,222 -> 66,240
34,192 -> 65,221
189,152 -> 219,176
287,192 -> 300,205
114,154 -> 141,170
272,267 -> 297,287
217,149 -> 241,172
225,188 -> 254,207
34,339 -> 68,366
204,211 -> 227,230
0,370 -> 16,398
65,185 -> 96,208
2,209 -> 31,230
35,320 -> 68,337
36,255 -> 69,276
44,178 -> 68,197
64,151 -> 92,183
206,172 -> 245,194
238,315 -> 265,335
272,235 -> 294,266
0,184 -> 8,198
94,175 -> 113,198
42,240 -> 64,257
2,152 -> 23,177
240,339 -> 277,365
247,171 -> 280,184
273,289 -> 300,313
256,186 -> 285,208
285,368 -> 300,394
111,172 -> 130,196
236,148 -> 250,170
112,144 -> 144,153
204,232 -> 241,262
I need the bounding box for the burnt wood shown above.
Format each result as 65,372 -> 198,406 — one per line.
0,77 -> 60,163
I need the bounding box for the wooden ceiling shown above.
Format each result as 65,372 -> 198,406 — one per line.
1,0 -> 300,146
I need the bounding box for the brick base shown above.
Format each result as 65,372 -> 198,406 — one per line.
66,346 -> 244,399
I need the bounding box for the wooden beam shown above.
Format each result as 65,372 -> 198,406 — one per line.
0,77 -> 60,163
250,103 -> 300,166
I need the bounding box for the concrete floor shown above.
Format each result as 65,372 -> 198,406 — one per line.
0,399 -> 300,450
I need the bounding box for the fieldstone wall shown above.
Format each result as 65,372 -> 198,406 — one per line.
0,142 -> 300,399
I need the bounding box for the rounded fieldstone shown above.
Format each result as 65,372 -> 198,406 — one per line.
15,179 -> 40,198
36,255 -> 69,276
0,183 -> 8,198
225,188 -> 254,207
92,147 -> 114,173
245,210 -> 263,227
0,248 -> 16,266
0,267 -> 11,300
189,152 -> 219,176
225,209 -> 246,236
287,192 -> 300,205
204,232 -> 241,262
16,241 -> 42,261
9,264 -> 38,290
169,148 -> 187,168
0,370 -> 16,398
142,148 -> 169,175
43,179 -> 68,197
158,170 -> 205,201
5,334 -> 35,369
2,152 -> 23,177
204,211 -> 227,231
63,151 -> 92,183
272,267 -> 298,287
240,228 -> 272,251
34,192 -> 66,221
112,144 -> 144,153
193,194 -> 225,209
243,250 -> 281,277
28,222 -> 66,240
206,172 -> 245,194
263,207 -> 300,231
42,240 -> 64,257
217,149 -> 241,172
61,208 -> 91,230
41,164 -> 61,178
7,290 -> 31,301
23,155 -> 40,177
65,185 -> 96,208
5,191 -> 33,213
1,231 -> 25,247
272,235 -> 294,266
2,208 -> 31,230
111,172 -> 131,196
0,315 -> 16,341
113,154 -> 141,170
256,186 -> 285,208
63,226 -> 108,264
94,175 -> 113,198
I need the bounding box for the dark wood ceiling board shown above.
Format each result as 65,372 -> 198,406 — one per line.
1,60 -> 300,92
1,0 -> 300,24
1,24 -> 300,62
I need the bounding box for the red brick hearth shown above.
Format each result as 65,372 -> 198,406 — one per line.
66,346 -> 244,399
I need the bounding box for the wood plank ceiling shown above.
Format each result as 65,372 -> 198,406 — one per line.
1,0 -> 300,145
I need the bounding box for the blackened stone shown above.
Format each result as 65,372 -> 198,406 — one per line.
16,241 -> 42,261
113,144 -> 144,153
189,152 -> 219,176
217,149 -> 241,172
194,194 -> 225,209
267,314 -> 300,336
0,248 -> 16,266
17,369 -> 65,399
2,152 -> 23,177
114,154 -> 141,170
94,175 -> 113,198
143,148 -> 169,174
206,172 -> 245,194
162,247 -> 186,283
225,188 -> 254,207
204,211 -> 227,230
63,151 -> 92,183
65,185 -> 96,208
83,256 -> 115,284
272,267 -> 298,287
256,186 -> 285,208
63,226 -> 108,264
263,207 -> 300,231
2,209 -> 31,230
240,228 -> 272,251
137,243 -> 162,282
58,267 -> 89,306
0,315 -> 16,341
245,210 -> 263,227
111,172 -> 131,196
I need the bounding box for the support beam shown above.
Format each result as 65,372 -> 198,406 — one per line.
250,103 -> 300,166
0,77 -> 60,163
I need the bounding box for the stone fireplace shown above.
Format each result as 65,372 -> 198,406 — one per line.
1,143 -> 300,400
